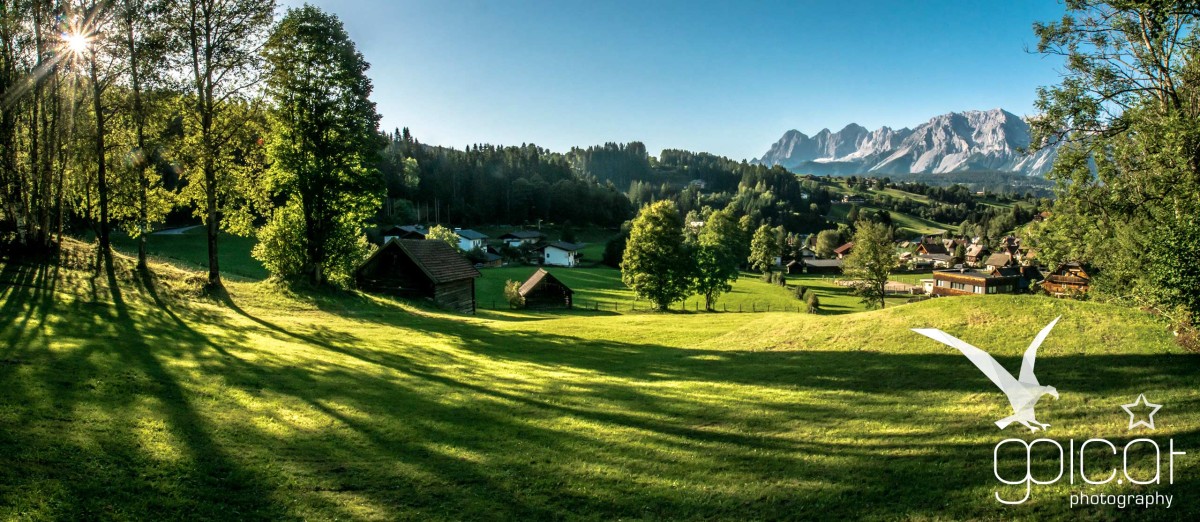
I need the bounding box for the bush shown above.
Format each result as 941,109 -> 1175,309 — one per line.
805,292 -> 820,314
761,270 -> 774,282
794,284 -> 808,300
504,280 -> 525,309
777,272 -> 787,287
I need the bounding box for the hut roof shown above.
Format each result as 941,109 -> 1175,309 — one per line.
518,268 -> 573,297
359,239 -> 480,284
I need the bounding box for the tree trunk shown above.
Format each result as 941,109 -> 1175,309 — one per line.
89,50 -> 110,254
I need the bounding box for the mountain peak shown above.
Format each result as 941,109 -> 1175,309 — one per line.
756,108 -> 1055,176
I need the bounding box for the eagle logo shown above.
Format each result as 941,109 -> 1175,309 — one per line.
912,317 -> 1061,432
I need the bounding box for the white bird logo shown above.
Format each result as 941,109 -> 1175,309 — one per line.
912,316 -> 1062,432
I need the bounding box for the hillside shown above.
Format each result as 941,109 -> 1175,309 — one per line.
1,248 -> 1196,520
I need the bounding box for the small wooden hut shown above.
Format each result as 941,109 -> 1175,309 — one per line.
518,268 -> 573,309
355,239 -> 481,313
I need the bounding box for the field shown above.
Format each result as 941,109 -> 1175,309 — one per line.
827,203 -> 953,237
1,244 -> 1197,520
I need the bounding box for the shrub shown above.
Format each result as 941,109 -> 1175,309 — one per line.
1173,310 -> 1200,353
504,280 -> 525,309
777,272 -> 788,287
805,292 -> 820,314
794,284 -> 808,300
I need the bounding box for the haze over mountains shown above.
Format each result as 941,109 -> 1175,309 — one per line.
755,108 -> 1056,176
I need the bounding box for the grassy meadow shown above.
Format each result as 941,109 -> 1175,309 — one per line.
1,242 -> 1197,520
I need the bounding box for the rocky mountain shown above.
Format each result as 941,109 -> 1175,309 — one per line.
755,109 -> 1056,176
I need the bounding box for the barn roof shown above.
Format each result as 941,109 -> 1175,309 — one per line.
456,229 -> 489,240
984,252 -> 1015,267
359,239 -> 481,284
518,268 -> 573,297
803,259 -> 844,268
501,230 -> 545,240
544,241 -> 584,252
833,241 -> 855,255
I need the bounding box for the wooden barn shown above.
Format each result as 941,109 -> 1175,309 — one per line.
355,239 -> 482,313
518,268 -> 573,309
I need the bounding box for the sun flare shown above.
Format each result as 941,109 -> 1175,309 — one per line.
63,32 -> 90,55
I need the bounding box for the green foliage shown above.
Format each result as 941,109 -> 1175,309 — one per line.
252,198 -> 307,280
620,201 -> 692,310
748,224 -> 779,273
262,5 -> 383,285
793,284 -> 807,300
602,231 -> 628,268
1029,2 -> 1200,318
426,225 -> 460,251
805,291 -> 820,313
693,210 -> 742,310
504,280 -> 525,309
815,229 -> 840,258
844,220 -> 895,310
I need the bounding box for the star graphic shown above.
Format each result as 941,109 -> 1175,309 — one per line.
1121,394 -> 1162,430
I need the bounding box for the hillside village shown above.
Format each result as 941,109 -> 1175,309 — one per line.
354,175 -> 1084,315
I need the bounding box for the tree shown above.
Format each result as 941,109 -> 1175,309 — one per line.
426,225 -> 460,251
261,5 -> 383,285
175,0 -> 276,291
844,220 -> 895,310
693,209 -> 741,310
1030,1 -> 1200,320
748,224 -> 779,273
114,0 -> 175,269
815,229 -> 840,258
620,200 -> 692,310
504,280 -> 525,309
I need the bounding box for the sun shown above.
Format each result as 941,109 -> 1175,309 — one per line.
63,32 -> 91,55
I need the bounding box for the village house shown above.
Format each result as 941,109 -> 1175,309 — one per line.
1042,262 -> 1093,296
833,241 -> 855,259
841,195 -> 866,204
930,268 -> 1021,297
518,268 -> 574,309
917,253 -> 954,269
354,239 -> 481,313
965,244 -> 990,265
541,241 -> 584,267
785,260 -> 804,275
984,252 -> 1018,271
381,224 -> 427,242
454,228 -> 488,252
500,230 -> 546,248
915,241 -> 949,256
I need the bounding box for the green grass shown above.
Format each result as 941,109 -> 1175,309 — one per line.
110,226 -> 268,280
827,204 -> 955,236
476,266 -> 908,314
2,248 -> 1197,520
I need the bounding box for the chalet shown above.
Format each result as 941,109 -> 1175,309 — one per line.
998,235 -> 1021,256
833,241 -> 855,259
354,239 -> 481,313
541,241 -> 584,267
1033,211 -> 1052,223
500,230 -> 546,248
841,195 -> 867,204
965,244 -> 990,265
984,252 -> 1017,271
917,253 -> 954,268
931,268 -> 1021,297
804,258 -> 843,274
916,241 -> 949,256
381,224 -> 427,242
1042,262 -> 1093,296
518,268 -> 574,309
455,229 -> 489,252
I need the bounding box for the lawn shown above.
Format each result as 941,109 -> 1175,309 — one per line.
827,204 -> 954,237
476,266 -> 911,314
2,247 -> 1196,520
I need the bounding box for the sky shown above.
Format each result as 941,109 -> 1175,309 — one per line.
280,0 -> 1067,161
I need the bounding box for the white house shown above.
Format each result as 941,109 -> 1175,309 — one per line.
455,229 -> 488,252
541,241 -> 584,267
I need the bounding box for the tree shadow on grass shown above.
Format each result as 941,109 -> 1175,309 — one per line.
5,261 -> 1200,520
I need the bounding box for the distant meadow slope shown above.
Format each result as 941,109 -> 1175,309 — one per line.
1,249 -> 1196,520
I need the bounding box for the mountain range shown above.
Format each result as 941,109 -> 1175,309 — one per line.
754,108 -> 1056,176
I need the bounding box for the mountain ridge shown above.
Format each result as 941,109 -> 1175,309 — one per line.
755,108 -> 1056,176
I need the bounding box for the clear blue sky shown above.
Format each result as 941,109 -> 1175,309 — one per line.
281,0 -> 1066,160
